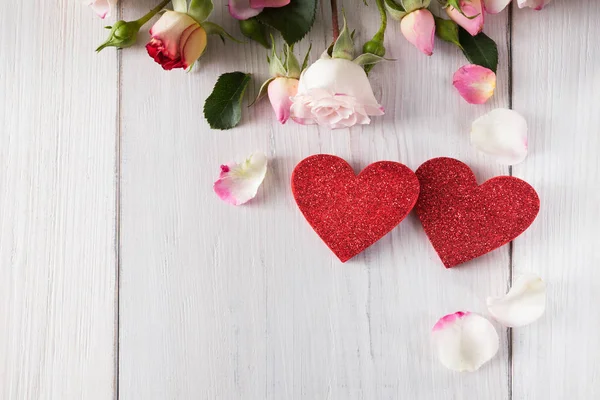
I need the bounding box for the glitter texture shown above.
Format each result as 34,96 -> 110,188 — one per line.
415,157 -> 540,268
292,154 -> 420,262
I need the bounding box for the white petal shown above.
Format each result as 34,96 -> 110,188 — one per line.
432,312 -> 499,372
487,273 -> 546,327
471,108 -> 528,165
213,152 -> 267,206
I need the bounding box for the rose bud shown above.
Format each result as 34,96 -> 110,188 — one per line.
446,0 -> 484,37
267,77 -> 299,124
400,9 -> 435,56
146,11 -> 208,71
96,20 -> 142,52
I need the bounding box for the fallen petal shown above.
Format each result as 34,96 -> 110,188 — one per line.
470,108 -> 528,165
432,312 -> 499,372
484,0 -> 512,13
487,273 -> 546,327
517,0 -> 552,10
453,64 -> 496,104
214,152 -> 268,205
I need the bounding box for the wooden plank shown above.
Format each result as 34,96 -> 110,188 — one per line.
119,1 -> 511,398
0,1 -> 117,399
512,1 -> 600,398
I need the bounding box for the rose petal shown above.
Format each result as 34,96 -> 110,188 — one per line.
228,0 -> 263,20
517,0 -> 552,10
446,0 -> 484,36
471,108 -> 528,165
400,9 -> 435,56
453,64 -> 496,104
250,0 -> 290,8
487,273 -> 546,327
85,0 -> 116,19
432,312 -> 499,372
483,0 -> 512,13
213,152 -> 268,206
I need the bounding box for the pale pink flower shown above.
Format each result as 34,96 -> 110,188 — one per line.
268,77 -> 299,124
84,0 -> 116,19
517,0 -> 552,10
483,0 -> 511,13
146,11 -> 208,71
447,0 -> 484,36
487,273 -> 546,327
290,58 -> 384,129
470,108 -> 528,165
228,0 -> 290,20
432,312 -> 499,372
213,152 -> 268,206
400,9 -> 435,56
453,64 -> 496,104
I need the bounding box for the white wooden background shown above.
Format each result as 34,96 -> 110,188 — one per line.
1,0 -> 598,398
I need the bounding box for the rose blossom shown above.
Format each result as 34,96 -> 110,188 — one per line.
290,58 -> 384,129
268,77 -> 299,124
446,0 -> 484,37
146,11 -> 208,71
84,0 -> 116,19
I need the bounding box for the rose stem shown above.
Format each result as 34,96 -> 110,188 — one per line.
330,0 -> 340,41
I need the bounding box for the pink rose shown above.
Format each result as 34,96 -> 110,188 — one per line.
84,0 -> 116,19
268,77 -> 299,124
400,9 -> 435,56
290,58 -> 384,129
447,0 -> 484,36
146,11 -> 208,71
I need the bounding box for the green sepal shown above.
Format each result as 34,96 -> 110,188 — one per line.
446,0 -> 480,19
384,0 -> 406,21
401,0 -> 430,12
171,0 -> 187,13
284,44 -> 302,79
202,21 -> 243,43
301,43 -> 312,70
268,41 -> 287,77
250,77 -> 275,106
188,0 -> 213,23
353,53 -> 386,66
434,16 -> 462,48
332,14 -> 354,60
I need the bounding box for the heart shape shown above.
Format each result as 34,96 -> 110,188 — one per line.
415,157 -> 540,268
291,154 -> 420,262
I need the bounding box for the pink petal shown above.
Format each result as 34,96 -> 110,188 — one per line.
228,0 -> 263,20
268,77 -> 298,124
432,312 -> 499,372
453,64 -> 496,104
483,0 -> 512,13
250,0 -> 290,8
213,153 -> 268,206
447,0 -> 484,36
400,9 -> 435,56
85,0 -> 114,19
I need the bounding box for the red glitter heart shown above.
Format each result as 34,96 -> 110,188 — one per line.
415,157 -> 540,268
291,154 -> 420,262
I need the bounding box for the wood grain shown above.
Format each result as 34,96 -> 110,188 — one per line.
0,1 -> 117,399
119,1 -> 512,398
512,1 -> 600,398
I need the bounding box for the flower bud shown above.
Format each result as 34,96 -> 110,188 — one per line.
362,37 -> 386,58
96,20 -> 142,52
400,9 -> 435,56
268,77 -> 299,124
239,18 -> 270,49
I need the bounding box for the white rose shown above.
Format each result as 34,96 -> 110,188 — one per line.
290,57 -> 384,129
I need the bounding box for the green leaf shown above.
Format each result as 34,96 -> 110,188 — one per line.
188,0 -> 213,23
458,27 -> 498,72
434,16 -> 462,48
257,0 -> 317,45
204,72 -> 252,130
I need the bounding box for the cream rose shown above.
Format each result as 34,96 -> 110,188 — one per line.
290,58 -> 384,129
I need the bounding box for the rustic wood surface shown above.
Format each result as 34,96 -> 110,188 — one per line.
0,0 -> 598,398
